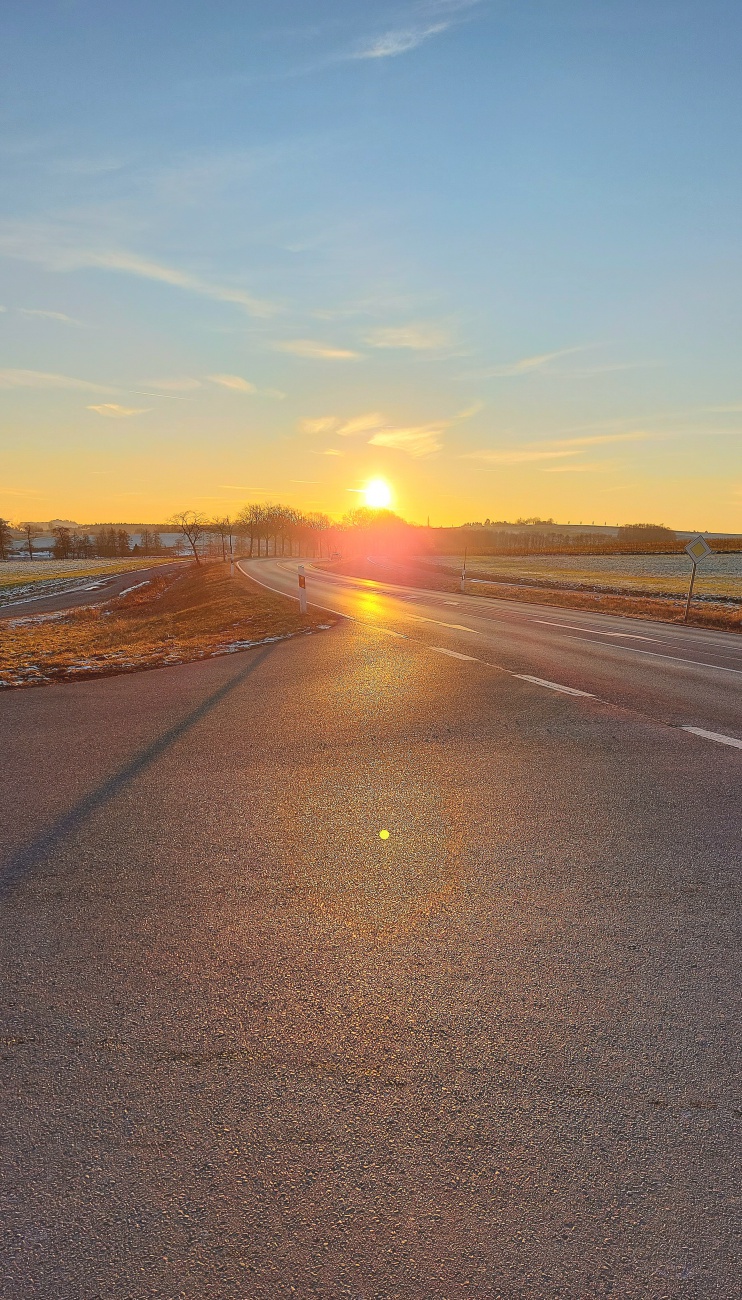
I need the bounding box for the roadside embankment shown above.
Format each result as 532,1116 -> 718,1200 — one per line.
0,562 -> 336,689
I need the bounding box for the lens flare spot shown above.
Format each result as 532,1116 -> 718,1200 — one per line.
379,829 -> 390,840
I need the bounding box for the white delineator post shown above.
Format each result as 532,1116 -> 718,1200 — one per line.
298,564 -> 308,614
460,548 -> 467,593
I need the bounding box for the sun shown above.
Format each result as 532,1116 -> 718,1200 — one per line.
364,478 -> 392,509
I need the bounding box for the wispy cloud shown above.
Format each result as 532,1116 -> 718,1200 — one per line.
354,23 -> 449,59
208,373 -> 257,393
207,373 -> 285,398
141,377 -> 202,392
369,424 -> 444,457
0,224 -> 277,318
87,403 -> 150,417
465,429 -> 654,465
19,308 -> 83,325
548,430 -> 652,448
298,416 -> 339,434
352,1 -> 481,60
476,346 -> 594,379
338,412 -> 387,436
455,400 -> 484,419
83,249 -> 275,317
540,462 -> 609,474
366,323 -> 450,350
276,338 -> 360,360
466,448 -> 581,464
0,368 -> 113,393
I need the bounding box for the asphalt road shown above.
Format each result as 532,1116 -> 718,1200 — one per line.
0,562 -> 187,620
1,568 -> 740,1298
241,558 -> 742,744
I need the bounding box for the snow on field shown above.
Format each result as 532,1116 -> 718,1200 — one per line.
435,552 -> 742,599
0,558 -> 175,605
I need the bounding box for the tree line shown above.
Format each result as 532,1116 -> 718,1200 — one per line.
0,521 -> 168,560
169,506 -> 338,564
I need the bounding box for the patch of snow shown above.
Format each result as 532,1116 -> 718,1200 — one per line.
7,611 -> 67,627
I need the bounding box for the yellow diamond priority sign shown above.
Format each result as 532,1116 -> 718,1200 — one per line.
685,535 -> 712,563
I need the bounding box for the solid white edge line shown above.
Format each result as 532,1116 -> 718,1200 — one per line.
681,727 -> 742,750
514,674 -> 595,698
531,619 -> 662,643
430,646 -> 479,662
237,561 -> 411,637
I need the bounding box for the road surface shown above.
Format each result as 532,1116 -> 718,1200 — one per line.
0,562 -> 187,621
1,564 -> 740,1297
240,558 -> 742,745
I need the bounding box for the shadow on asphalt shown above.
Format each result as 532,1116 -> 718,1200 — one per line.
0,644 -> 275,896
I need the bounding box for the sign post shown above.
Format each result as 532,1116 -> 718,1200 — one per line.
683,535 -> 712,623
298,564 -> 307,614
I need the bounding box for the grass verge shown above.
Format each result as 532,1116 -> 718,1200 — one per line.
320,558 -> 742,632
0,563 -> 336,689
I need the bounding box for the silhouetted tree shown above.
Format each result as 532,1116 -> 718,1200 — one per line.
169,510 -> 207,564
18,521 -> 42,558
0,517 -> 11,560
211,515 -> 234,562
52,526 -> 73,559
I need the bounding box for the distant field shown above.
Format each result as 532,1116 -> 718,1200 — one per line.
429,553 -> 742,601
0,556 -> 178,605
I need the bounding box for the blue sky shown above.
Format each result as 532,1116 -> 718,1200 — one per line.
1,0 -> 741,527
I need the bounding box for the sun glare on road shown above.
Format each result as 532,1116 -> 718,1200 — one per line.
364,479 -> 392,509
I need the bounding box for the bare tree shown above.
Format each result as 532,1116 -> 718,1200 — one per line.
307,512 -> 331,558
236,503 -> 267,558
169,510 -> 208,564
19,521 -> 42,559
0,517 -> 11,561
211,515 -> 234,563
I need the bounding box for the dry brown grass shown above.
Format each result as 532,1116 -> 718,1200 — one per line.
466,579 -> 742,630
0,563 -> 336,689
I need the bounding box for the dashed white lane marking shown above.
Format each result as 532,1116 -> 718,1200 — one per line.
431,646 -> 479,661
681,727 -> 742,750
532,619 -> 661,643
563,639 -> 742,676
375,627 -> 406,638
443,601 -> 460,605
409,615 -> 481,633
514,674 -> 595,698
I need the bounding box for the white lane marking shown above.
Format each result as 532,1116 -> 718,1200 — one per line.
430,646 -> 479,662
562,638 -> 742,676
532,619 -> 661,643
239,562 -> 401,640
681,727 -> 742,750
514,674 -> 595,698
443,601 -> 460,605
409,615 -> 482,633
